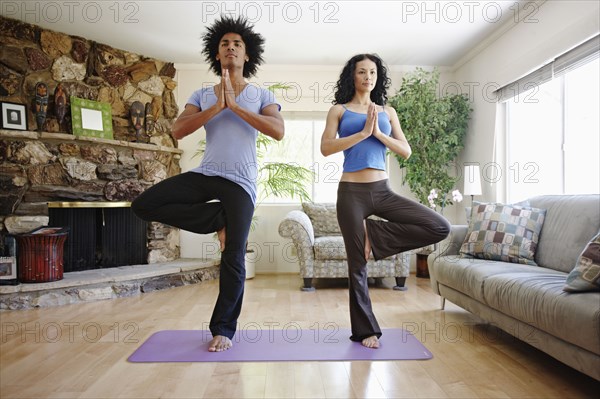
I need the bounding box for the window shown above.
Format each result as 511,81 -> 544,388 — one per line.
503,43 -> 599,203
506,79 -> 562,201
260,111 -> 344,203
564,60 -> 600,194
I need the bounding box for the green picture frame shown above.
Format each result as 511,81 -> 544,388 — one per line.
70,97 -> 113,139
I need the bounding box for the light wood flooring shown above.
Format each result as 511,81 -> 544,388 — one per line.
1,274 -> 598,398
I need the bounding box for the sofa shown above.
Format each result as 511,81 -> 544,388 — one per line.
279,203 -> 410,291
428,195 -> 600,380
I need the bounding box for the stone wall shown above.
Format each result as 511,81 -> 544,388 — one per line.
0,16 -> 182,263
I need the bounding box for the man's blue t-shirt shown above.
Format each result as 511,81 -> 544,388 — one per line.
187,84 -> 280,204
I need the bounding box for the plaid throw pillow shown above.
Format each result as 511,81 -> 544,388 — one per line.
460,202 -> 546,265
564,232 -> 600,292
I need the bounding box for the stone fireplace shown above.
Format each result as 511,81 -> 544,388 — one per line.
0,16 -> 182,267
0,17 -> 221,310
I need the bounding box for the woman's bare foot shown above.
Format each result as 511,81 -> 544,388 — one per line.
217,227 -> 226,252
208,335 -> 232,352
362,335 -> 380,349
364,220 -> 371,260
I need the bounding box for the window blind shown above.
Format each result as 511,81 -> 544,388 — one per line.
554,35 -> 600,76
495,34 -> 599,102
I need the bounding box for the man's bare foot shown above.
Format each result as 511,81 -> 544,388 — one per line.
364,220 -> 371,260
362,335 -> 380,349
208,335 -> 232,352
217,227 -> 226,252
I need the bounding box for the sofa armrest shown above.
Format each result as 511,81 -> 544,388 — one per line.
436,224 -> 468,257
428,224 -> 468,296
278,210 -> 315,246
279,210 -> 315,277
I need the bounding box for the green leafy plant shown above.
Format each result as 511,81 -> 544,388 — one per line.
254,134 -> 312,204
389,68 -> 471,206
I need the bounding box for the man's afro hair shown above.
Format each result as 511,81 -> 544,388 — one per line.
202,15 -> 265,78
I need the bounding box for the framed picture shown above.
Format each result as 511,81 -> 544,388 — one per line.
70,96 -> 113,139
0,257 -> 17,284
0,101 -> 28,131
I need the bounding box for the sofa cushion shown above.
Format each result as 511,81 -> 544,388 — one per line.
302,203 -> 341,237
529,195 -> 600,273
460,202 -> 546,265
431,255 -> 556,303
564,232 -> 600,292
314,236 -> 347,260
482,272 -> 600,355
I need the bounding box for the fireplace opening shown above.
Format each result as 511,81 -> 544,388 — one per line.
48,202 -> 148,272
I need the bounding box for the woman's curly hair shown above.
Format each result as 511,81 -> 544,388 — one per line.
202,15 -> 265,78
333,54 -> 391,105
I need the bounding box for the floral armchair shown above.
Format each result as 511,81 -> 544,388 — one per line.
278,203 -> 410,291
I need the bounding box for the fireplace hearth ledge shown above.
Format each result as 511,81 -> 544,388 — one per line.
0,258 -> 220,310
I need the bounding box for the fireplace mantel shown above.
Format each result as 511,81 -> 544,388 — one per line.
0,129 -> 183,156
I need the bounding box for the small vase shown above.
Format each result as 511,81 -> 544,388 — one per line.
34,82 -> 48,131
144,102 -> 155,136
54,83 -> 68,128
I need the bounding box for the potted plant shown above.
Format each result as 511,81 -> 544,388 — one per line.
389,67 -> 471,209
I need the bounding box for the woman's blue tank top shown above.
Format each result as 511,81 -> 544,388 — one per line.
338,107 -> 392,172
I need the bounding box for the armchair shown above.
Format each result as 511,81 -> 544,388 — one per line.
278,203 -> 409,291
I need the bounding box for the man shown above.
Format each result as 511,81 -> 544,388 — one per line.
132,15 -> 284,352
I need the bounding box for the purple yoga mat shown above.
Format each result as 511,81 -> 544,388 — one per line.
128,328 -> 432,362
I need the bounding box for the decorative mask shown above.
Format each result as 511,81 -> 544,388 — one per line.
129,101 -> 145,142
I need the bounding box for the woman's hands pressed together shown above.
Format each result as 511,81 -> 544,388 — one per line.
363,103 -> 387,140
361,103 -> 376,139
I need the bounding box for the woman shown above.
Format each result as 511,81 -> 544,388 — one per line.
321,54 -> 450,349
132,16 -> 284,352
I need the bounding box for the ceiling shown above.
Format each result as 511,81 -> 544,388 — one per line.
5,0 -> 533,67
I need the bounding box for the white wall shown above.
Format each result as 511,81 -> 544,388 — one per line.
453,0 -> 599,208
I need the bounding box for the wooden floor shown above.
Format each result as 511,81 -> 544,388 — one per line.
1,274 -> 598,398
